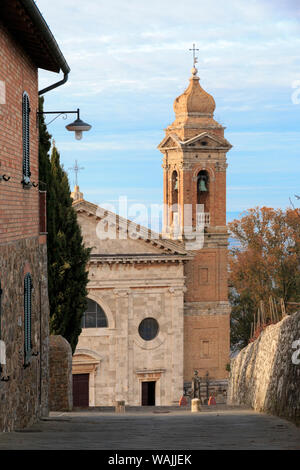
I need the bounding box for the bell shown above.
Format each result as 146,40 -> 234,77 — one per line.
199,177 -> 208,192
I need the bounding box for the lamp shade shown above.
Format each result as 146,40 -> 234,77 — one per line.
66,117 -> 92,140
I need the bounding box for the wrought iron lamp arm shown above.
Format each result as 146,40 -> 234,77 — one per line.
37,109 -> 80,126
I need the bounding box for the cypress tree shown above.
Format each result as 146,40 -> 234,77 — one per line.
39,97 -> 90,353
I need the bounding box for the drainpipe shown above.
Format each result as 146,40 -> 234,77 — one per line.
19,0 -> 71,95
38,71 -> 69,96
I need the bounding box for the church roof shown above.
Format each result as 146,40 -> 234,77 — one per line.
174,67 -> 216,117
73,198 -> 194,263
158,130 -> 232,152
163,67 -> 226,141
1,0 -> 70,74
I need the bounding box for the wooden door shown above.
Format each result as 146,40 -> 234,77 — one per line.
141,381 -> 156,406
73,374 -> 89,408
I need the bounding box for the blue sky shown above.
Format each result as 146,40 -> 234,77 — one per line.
36,0 -> 300,221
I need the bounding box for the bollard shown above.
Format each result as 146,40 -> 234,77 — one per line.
191,398 -> 201,413
115,400 -> 125,413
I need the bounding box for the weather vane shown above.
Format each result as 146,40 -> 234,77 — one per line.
68,160 -> 84,187
189,43 -> 199,67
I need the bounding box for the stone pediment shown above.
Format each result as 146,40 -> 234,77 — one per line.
183,132 -> 232,150
73,199 -> 192,261
158,132 -> 232,152
157,133 -> 182,150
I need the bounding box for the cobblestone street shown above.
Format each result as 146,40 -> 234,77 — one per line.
0,407 -> 299,450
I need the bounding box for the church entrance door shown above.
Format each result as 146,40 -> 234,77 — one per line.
73,374 -> 89,408
141,381 -> 156,406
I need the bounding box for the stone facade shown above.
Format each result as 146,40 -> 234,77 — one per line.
49,336 -> 73,412
228,312 -> 300,425
72,67 -> 231,407
73,203 -> 188,406
0,238 -> 49,432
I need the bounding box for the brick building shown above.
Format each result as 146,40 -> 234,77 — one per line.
0,0 -> 69,431
72,64 -> 232,407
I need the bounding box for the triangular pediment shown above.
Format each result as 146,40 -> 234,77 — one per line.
73,199 -> 191,259
183,132 -> 232,149
158,132 -> 232,152
157,134 -> 182,150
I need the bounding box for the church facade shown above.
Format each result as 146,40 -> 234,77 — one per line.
72,64 -> 232,407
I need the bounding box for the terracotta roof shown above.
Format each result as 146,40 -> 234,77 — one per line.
173,71 -> 216,117
1,0 -> 70,74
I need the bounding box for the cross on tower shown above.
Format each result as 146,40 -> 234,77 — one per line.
189,43 -> 199,67
68,160 -> 84,186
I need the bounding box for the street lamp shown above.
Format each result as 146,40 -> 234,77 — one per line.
37,108 -> 92,140
65,109 -> 92,140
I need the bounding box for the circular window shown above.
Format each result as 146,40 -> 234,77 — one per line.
138,318 -> 159,341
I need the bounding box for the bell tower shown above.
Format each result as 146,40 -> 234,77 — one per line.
158,60 -> 232,388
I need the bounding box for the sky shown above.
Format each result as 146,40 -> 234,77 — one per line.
36,0 -> 300,222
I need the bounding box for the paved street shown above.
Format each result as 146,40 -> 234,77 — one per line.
0,407 -> 299,450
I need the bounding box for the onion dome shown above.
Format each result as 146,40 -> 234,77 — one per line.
173,66 -> 216,117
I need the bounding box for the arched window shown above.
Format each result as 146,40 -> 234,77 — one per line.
172,170 -> 178,205
22,91 -> 31,186
197,170 -> 209,212
81,298 -> 108,329
24,273 -> 32,365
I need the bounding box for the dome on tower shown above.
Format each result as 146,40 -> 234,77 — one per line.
173,67 -> 216,117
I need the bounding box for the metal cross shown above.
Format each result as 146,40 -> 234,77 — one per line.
68,160 -> 84,186
189,43 -> 199,67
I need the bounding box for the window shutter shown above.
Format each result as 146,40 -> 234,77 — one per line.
24,273 -> 32,364
39,191 -> 47,234
22,92 -> 30,185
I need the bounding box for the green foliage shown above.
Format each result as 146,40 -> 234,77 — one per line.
229,288 -> 256,352
228,206 -> 300,353
39,98 -> 90,353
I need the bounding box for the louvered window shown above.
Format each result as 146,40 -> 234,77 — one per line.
22,92 -> 31,186
24,273 -> 32,365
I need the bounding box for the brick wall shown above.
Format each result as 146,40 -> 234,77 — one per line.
0,21 -> 49,432
184,313 -> 230,381
0,22 -> 39,245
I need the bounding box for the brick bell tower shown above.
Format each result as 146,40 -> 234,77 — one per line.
158,60 -> 232,389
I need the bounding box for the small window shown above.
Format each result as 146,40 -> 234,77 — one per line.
138,318 -> 159,341
22,92 -> 31,186
24,273 -> 32,365
81,298 -> 108,329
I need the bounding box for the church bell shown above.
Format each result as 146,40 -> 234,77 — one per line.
198,176 -> 208,192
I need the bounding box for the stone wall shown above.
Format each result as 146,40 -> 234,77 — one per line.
228,311 -> 300,425
0,237 -> 49,432
49,336 -> 73,412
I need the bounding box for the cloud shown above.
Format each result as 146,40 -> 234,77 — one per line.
36,0 -> 300,212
